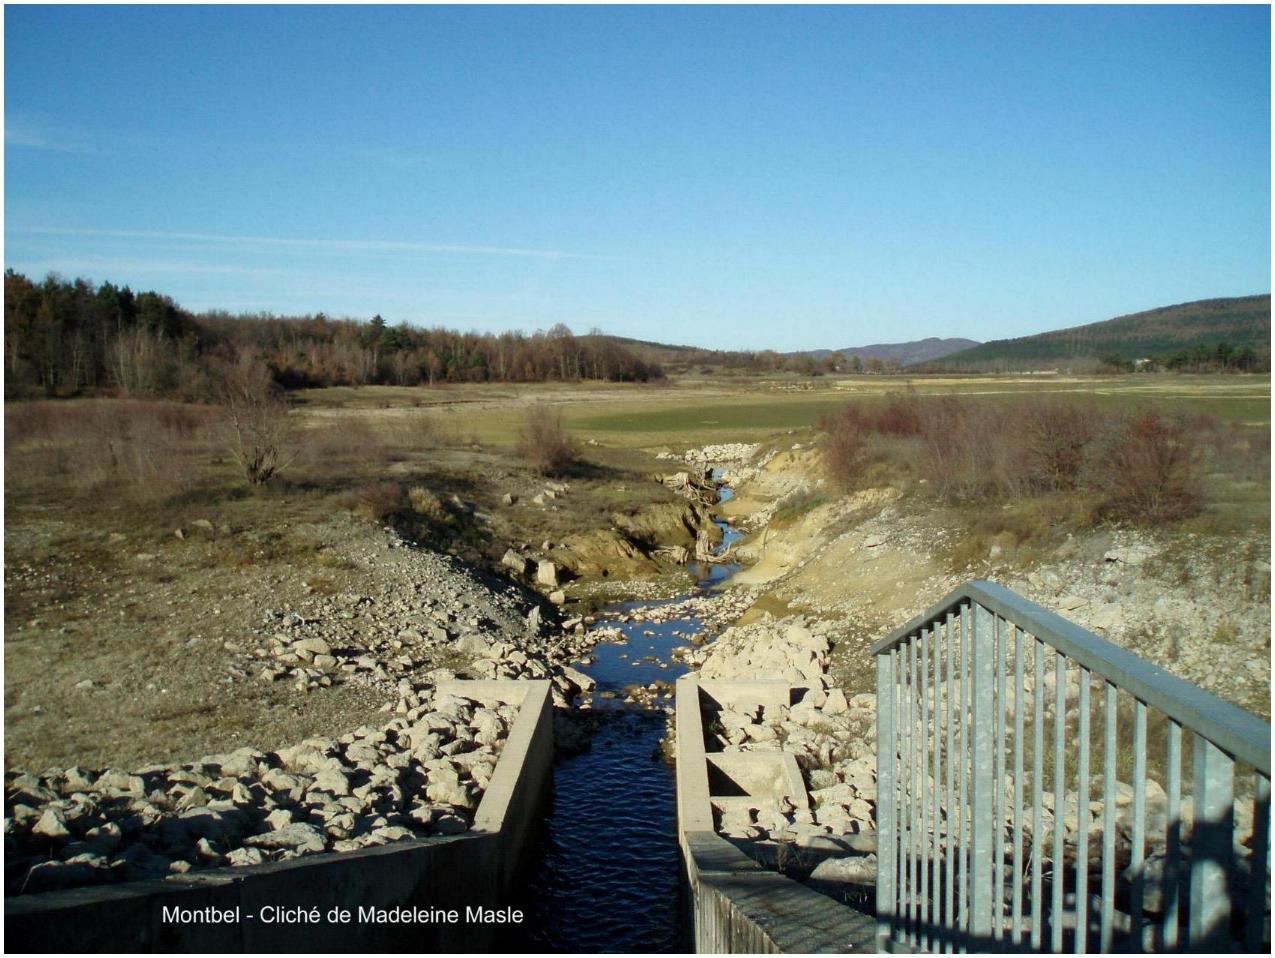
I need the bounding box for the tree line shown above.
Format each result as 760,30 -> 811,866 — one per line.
3,270 -> 666,399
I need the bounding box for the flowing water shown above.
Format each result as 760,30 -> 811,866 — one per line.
511,475 -> 742,952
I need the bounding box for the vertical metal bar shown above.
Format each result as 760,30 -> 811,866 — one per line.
945,610 -> 957,951
1100,682 -> 1117,953
902,638 -> 914,943
1189,735 -> 1235,950
958,604 -> 970,945
1246,773 -> 1271,952
969,602 -> 995,943
876,649 -> 897,951
1011,625 -> 1025,946
993,615 -> 1006,943
1162,720 -> 1182,951
1052,652 -> 1067,953
1074,668 -> 1091,954
932,622 -> 942,952
1130,700 -> 1147,950
920,626 -> 931,952
1031,637 -> 1045,951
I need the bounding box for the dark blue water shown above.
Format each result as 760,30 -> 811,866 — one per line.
514,473 -> 740,953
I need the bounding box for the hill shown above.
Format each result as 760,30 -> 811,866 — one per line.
943,295 -> 1270,369
799,337 -> 979,366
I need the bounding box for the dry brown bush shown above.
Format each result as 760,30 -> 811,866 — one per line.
821,393 -> 1208,525
407,485 -> 452,524
1087,408 -> 1203,522
518,405 -> 576,477
216,356 -> 295,487
343,480 -> 406,523
1012,398 -> 1097,493
821,406 -> 870,491
873,391 -> 924,437
4,399 -> 216,500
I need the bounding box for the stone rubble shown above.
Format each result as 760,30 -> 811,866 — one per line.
5,525 -> 623,898
5,685 -> 517,896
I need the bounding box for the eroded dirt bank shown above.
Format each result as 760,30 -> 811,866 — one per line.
717,444 -> 1270,714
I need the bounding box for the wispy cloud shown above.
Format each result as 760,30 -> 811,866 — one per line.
6,257 -> 288,278
12,226 -> 609,261
4,116 -> 94,154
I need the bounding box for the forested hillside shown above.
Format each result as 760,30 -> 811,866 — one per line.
3,270 -> 665,399
943,295 -> 1270,371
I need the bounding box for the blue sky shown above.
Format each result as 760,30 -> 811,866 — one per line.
4,5 -> 1270,351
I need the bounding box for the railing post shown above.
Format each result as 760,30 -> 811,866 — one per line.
969,602 -> 995,944
877,648 -> 898,951
1189,735 -> 1235,950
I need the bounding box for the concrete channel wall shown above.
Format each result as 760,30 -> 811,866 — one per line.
675,676 -> 877,954
6,680 -> 553,953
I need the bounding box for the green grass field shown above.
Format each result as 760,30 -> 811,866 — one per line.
295,373 -> 1269,452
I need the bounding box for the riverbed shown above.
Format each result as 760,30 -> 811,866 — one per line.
513,474 -> 742,952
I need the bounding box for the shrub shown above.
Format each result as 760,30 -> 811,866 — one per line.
518,405 -> 576,477
913,397 -> 1020,502
345,480 -> 406,523
4,398 -> 215,500
1013,398 -> 1096,493
821,406 -> 869,492
873,391 -> 924,437
407,485 -> 451,524
1088,408 -> 1203,523
217,356 -> 295,486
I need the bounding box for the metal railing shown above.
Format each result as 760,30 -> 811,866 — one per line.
873,580 -> 1271,953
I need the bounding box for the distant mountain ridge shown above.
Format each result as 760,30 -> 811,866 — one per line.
795,337 -> 980,366
943,295 -> 1271,367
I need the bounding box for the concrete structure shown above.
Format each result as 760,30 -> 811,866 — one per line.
6,680 -> 552,953
676,676 -> 877,953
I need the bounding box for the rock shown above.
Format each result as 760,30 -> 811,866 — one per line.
260,769 -> 304,793
294,637 -> 332,657
93,770 -> 147,797
823,689 -> 849,715
226,846 -> 266,867
312,768 -> 351,796
434,814 -> 469,835
244,823 -> 327,854
501,549 -> 528,575
536,561 -> 559,588
23,860 -> 100,892
863,534 -> 887,548
1057,594 -> 1087,612
455,634 -> 494,656
33,807 -> 72,841
502,493 -> 517,506
558,666 -> 596,695
1090,603 -> 1123,632
809,853 -> 878,887
549,590 -> 566,606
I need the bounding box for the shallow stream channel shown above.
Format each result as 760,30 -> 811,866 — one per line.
508,474 -> 743,952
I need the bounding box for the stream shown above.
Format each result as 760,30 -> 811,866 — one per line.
511,472 -> 742,952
